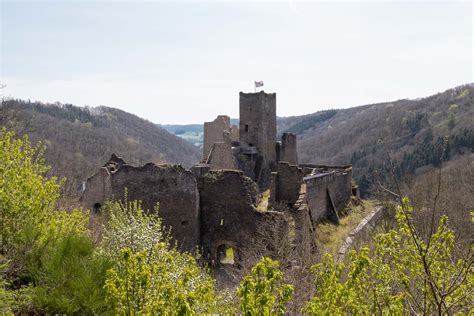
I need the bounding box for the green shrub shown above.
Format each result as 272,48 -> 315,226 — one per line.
0,129 -> 111,314
237,257 -> 293,315
0,129 -> 60,255
303,198 -> 473,315
102,197 -> 229,314
26,232 -> 111,314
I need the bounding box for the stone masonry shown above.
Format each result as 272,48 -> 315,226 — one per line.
82,90 -> 356,268
81,155 -> 278,265
203,115 -> 232,161
239,92 -> 277,163
81,155 -> 200,252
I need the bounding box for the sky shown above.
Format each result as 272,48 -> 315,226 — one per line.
1,0 -> 472,124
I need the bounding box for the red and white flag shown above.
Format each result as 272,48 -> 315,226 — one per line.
255,81 -> 264,88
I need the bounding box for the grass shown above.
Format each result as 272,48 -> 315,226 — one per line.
257,189 -> 270,212
315,198 -> 376,256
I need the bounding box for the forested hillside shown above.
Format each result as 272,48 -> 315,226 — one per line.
0,100 -> 201,191
279,84 -> 474,196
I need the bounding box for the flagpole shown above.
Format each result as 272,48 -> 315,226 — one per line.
254,82 -> 256,93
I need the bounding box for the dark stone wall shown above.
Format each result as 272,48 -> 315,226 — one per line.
329,170 -> 352,211
274,162 -> 304,207
239,91 -> 277,163
305,173 -> 334,223
304,169 -> 352,223
197,170 -> 265,263
280,133 -> 298,165
81,161 -> 200,252
80,167 -> 112,211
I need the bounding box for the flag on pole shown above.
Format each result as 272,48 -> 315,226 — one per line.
255,81 -> 264,88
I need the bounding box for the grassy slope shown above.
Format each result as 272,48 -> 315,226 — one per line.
315,199 -> 377,256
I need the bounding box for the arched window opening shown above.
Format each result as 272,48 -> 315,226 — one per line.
217,244 -> 235,265
93,202 -> 102,213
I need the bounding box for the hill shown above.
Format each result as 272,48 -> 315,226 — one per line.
278,84 -> 474,196
0,99 -> 201,192
160,119 -> 238,147
160,124 -> 205,147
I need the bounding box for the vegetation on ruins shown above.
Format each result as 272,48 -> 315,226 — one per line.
1,127 -> 472,314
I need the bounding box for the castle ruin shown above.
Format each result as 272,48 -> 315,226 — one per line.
81,91 -> 354,267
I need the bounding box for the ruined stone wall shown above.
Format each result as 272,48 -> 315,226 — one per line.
207,142 -> 235,170
197,170 -> 265,263
81,158 -> 200,252
304,169 -> 352,223
329,169 -> 352,211
274,162 -> 304,207
280,133 -> 298,165
230,125 -> 239,144
292,183 -> 318,251
239,92 -> 277,163
80,167 -> 112,211
203,115 -> 231,161
305,172 -> 335,223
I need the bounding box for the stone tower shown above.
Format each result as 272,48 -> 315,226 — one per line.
239,91 -> 277,163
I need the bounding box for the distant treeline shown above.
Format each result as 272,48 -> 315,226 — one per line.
284,110 -> 338,135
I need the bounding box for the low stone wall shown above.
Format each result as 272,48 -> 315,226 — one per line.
337,206 -> 384,261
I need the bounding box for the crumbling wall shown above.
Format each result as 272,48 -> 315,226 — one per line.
190,163 -> 211,178
273,162 -> 304,207
207,142 -> 235,170
230,125 -> 239,144
279,133 -> 298,165
304,169 -> 352,223
81,157 -> 200,252
292,183 -> 317,251
328,169 -> 352,211
203,115 -> 231,161
197,170 -> 265,264
239,92 -> 277,163
80,167 -> 112,211
305,173 -> 335,223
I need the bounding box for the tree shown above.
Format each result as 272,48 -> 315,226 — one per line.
303,198 -> 473,315
237,257 -> 294,315
101,198 -> 229,315
0,129 -> 60,255
0,129 -> 110,314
